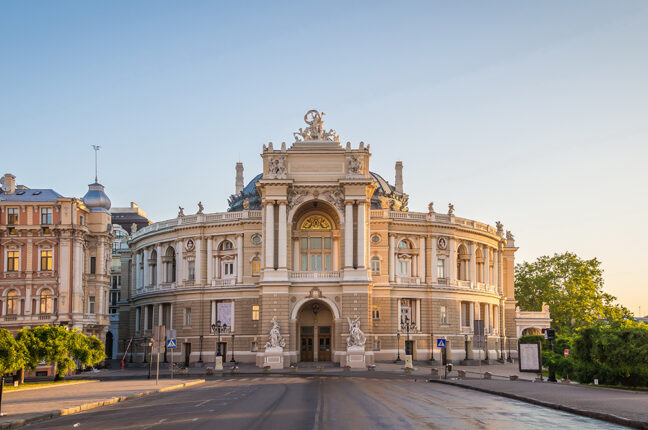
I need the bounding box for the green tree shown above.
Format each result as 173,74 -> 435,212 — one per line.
0,328 -> 27,377
18,326 -> 106,380
515,252 -> 632,333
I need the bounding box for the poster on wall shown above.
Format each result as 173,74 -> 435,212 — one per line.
217,302 -> 233,329
518,342 -> 542,373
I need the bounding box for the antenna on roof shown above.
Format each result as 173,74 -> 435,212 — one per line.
91,145 -> 101,183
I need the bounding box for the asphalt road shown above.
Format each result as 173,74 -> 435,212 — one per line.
30,376 -> 625,430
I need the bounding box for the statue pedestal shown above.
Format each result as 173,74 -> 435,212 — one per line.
214,356 -> 223,371
404,355 -> 413,369
345,346 -> 366,369
263,346 -> 284,369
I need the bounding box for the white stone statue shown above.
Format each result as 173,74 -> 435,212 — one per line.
347,155 -> 363,177
428,202 -> 434,214
265,317 -> 286,349
346,316 -> 366,347
448,203 -> 455,215
293,110 -> 339,142
267,156 -> 287,179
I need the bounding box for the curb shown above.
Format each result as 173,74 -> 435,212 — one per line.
428,379 -> 648,429
0,379 -> 205,430
3,380 -> 97,394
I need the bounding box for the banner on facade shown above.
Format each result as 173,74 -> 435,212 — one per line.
217,302 -> 233,328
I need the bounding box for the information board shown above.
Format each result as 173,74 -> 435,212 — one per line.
518,342 -> 542,373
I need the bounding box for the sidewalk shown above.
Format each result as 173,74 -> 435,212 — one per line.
0,378 -> 204,429
431,377 -> 648,429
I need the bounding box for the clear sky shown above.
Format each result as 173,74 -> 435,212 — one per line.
2,1 -> 647,315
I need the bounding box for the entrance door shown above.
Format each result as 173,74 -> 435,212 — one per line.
184,342 -> 192,367
300,326 -> 314,361
318,326 -> 331,361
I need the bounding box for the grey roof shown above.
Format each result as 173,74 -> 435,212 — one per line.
0,189 -> 63,202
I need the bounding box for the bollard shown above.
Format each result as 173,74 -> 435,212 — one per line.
457,370 -> 466,379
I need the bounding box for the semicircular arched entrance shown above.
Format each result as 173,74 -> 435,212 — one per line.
294,299 -> 336,363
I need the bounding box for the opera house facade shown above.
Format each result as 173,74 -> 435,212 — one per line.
118,111 -> 546,367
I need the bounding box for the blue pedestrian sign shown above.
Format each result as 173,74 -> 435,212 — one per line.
166,338 -> 177,349
436,339 -> 446,348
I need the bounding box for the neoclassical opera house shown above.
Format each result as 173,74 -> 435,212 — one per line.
119,111 -> 548,367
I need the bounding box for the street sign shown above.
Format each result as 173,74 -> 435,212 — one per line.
564,348 -> 569,357
436,339 -> 446,348
166,338 -> 177,349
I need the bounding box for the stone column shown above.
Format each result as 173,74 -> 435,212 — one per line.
156,245 -> 162,286
207,238 -> 213,283
484,246 -> 490,285
469,303 -> 475,331
211,301 -> 216,326
485,304 -> 490,333
265,203 -> 274,269
469,243 -> 476,284
158,303 -> 163,326
356,202 -> 366,268
293,238 -> 300,271
176,241 -> 183,283
144,306 -> 149,330
416,299 -> 421,329
449,238 -> 457,283
332,237 -> 339,271
419,237 -> 426,280
170,303 -> 174,329
195,237 -> 202,286
344,202 -> 353,268
388,235 -> 395,282
397,298 -> 402,329
236,235 -> 243,283
278,202 -> 287,269
430,236 -> 438,284
142,249 -> 148,287
493,250 -> 499,291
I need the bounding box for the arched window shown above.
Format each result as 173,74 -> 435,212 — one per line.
457,244 -> 469,281
220,240 -> 234,251
371,256 -> 380,275
397,240 -> 413,277
149,250 -> 157,285
251,257 -> 261,277
475,247 -> 483,283
164,247 -> 176,283
40,289 -> 53,314
299,215 -> 333,271
7,290 -> 19,315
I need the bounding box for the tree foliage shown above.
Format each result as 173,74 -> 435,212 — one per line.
0,328 -> 27,375
515,252 -> 632,333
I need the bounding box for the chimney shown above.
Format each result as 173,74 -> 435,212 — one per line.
1,173 -> 16,194
394,162 -> 403,194
235,162 -> 244,194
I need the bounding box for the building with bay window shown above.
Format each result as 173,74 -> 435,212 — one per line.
119,110 -> 548,366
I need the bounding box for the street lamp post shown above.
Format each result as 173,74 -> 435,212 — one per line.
393,333 -> 402,363
230,334 -> 236,363
401,316 -> 415,367
198,335 -> 204,363
211,320 -> 229,367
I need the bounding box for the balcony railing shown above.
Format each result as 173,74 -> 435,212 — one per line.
395,276 -> 421,285
212,278 -> 236,287
289,271 -> 341,280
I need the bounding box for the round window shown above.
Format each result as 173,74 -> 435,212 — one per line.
371,235 -> 380,243
251,235 -> 262,244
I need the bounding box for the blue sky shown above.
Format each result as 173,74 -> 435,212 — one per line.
2,1 -> 647,314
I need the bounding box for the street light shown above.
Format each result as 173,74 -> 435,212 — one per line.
211,320 -> 229,363
393,333 -> 402,363
230,334 -> 236,363
401,316 -> 414,341
198,335 -> 204,363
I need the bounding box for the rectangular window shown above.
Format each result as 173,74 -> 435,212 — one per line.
437,259 -> 445,279
301,254 -> 307,271
300,238 -> 308,250
372,307 -> 380,320
90,257 -> 96,274
40,250 -> 52,271
188,261 -> 195,281
441,305 -> 447,325
324,237 -> 331,249
7,208 -> 18,225
252,305 -> 260,321
184,308 -> 191,326
224,262 -> 234,276
40,208 -> 53,225
7,251 -> 19,271
325,254 -> 330,271
398,260 -> 409,276
88,296 -> 96,314
79,215 -> 84,225
373,339 -> 381,351
310,237 -> 322,250
252,260 -> 261,277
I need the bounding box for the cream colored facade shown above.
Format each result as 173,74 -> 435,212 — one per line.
120,111 -> 532,366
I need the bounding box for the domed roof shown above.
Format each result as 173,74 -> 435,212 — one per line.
83,182 -> 111,213
227,171 -> 408,212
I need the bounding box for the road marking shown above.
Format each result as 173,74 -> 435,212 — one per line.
313,379 -> 322,430
195,399 -> 212,407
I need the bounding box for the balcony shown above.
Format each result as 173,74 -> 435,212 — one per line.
395,276 -> 422,285
289,271 -> 341,281
212,278 -> 236,287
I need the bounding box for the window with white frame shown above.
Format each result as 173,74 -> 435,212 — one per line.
187,260 -> 195,281
7,208 -> 19,225
440,305 -> 447,325
184,308 -> 191,326
371,256 -> 380,275
437,258 -> 445,279
222,260 -> 234,277
88,296 -> 96,314
40,290 -> 53,314
372,306 -> 380,320
252,305 -> 259,321
7,250 -> 19,271
251,258 -> 261,277
6,290 -> 19,315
